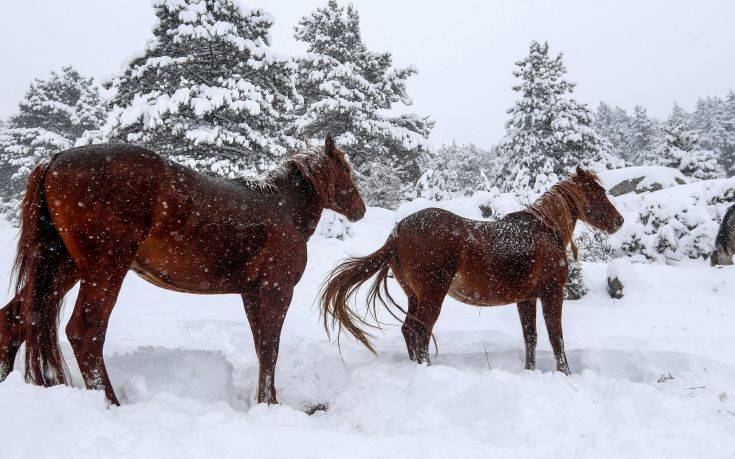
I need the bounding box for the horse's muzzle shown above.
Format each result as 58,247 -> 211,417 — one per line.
349,206 -> 366,222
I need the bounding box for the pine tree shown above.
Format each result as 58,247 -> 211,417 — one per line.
415,142 -> 493,200
664,102 -> 698,151
0,66 -> 105,201
651,103 -> 723,180
358,157 -> 412,209
293,1 -> 433,205
493,41 -> 621,195
692,95 -> 735,175
593,101 -> 632,162
628,105 -> 658,165
564,257 -> 588,300
726,91 -> 735,174
103,0 -> 299,177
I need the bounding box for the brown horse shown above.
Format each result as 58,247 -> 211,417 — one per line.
321,166 -> 623,374
0,135 -> 365,405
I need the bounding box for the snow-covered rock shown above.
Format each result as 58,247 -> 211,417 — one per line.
598,166 -> 688,196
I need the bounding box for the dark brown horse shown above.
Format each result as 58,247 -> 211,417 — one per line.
0,135 -> 365,405
711,203 -> 735,266
321,166 -> 623,374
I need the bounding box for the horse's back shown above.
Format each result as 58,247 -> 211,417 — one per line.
50,143 -> 164,172
46,144 -> 165,216
395,207 -> 469,249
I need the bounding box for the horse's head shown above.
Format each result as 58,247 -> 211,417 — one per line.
572,166 -> 624,234
320,134 -> 366,222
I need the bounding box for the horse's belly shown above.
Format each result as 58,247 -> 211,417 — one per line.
131,240 -> 242,294
130,261 -> 196,293
130,259 -> 232,294
447,273 -> 532,307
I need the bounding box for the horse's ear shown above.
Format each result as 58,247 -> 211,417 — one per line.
325,133 -> 336,157
575,165 -> 591,180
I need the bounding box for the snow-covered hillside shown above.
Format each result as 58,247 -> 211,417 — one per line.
0,203 -> 734,458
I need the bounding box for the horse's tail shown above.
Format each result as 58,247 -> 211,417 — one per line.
320,233 -> 404,354
13,154 -> 70,386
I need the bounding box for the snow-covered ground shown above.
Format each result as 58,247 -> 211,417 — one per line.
0,206 -> 734,458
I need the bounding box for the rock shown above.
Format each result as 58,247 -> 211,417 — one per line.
599,166 -> 688,196
606,259 -> 633,299
607,275 -> 624,299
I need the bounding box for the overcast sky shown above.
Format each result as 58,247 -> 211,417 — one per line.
1,0 -> 733,147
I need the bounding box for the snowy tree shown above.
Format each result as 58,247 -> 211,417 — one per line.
628,105 -> 658,165
0,66 -> 105,202
593,101 -> 632,161
564,256 -> 588,300
415,142 -> 493,200
664,102 -> 698,152
358,157 -> 412,209
102,0 -> 300,177
692,95 -> 735,175
672,148 -> 723,180
493,41 -> 622,195
292,0 -> 433,204
641,103 -> 722,180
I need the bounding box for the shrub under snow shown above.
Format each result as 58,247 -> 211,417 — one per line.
315,209 -> 353,240
609,177 -> 735,263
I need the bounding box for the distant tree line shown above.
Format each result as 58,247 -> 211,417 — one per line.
593,96 -> 733,179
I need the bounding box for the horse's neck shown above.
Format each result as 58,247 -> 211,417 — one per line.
271,169 -> 324,237
529,186 -> 579,247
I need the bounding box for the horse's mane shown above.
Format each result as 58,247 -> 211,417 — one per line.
234,146 -> 343,199
525,171 -> 599,246
714,203 -> 735,251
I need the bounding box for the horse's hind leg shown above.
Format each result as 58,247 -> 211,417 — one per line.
410,294 -> 444,365
0,295 -> 23,380
401,295 -> 420,361
391,264 -> 424,362
66,269 -> 127,406
0,260 -> 78,381
541,289 -> 570,375
517,299 -> 537,370
392,259 -> 453,365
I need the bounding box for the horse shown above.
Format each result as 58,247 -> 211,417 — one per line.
711,203 -> 735,266
321,166 -> 623,374
0,134 -> 365,405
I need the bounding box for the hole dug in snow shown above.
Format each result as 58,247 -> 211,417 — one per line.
106,347 -> 239,407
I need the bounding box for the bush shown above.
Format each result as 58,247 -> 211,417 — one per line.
609,177 -> 735,263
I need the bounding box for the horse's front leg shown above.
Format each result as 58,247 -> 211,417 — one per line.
516,299 -> 537,370
540,288 -> 570,375
251,281 -> 293,405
